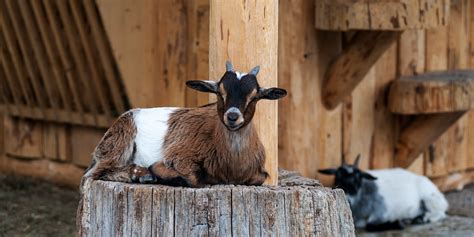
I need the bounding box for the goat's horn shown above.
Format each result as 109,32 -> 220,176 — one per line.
226,61 -> 234,72
354,154 -> 361,167
249,65 -> 260,76
341,154 -> 346,165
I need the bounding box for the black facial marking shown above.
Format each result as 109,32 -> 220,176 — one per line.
220,71 -> 259,111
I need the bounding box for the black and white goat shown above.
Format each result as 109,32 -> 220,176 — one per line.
84,61 -> 287,187
319,155 -> 448,231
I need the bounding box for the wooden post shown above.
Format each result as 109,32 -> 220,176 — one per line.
209,0 -> 279,185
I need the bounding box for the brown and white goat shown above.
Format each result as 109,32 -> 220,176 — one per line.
84,61 -> 287,187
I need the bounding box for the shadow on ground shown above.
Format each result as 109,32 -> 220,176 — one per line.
0,173 -> 79,236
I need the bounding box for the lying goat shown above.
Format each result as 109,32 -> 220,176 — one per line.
319,155 -> 448,231
84,61 -> 287,187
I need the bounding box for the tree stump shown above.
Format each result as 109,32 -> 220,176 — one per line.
77,170 -> 355,236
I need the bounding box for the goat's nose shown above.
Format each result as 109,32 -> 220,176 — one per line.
227,112 -> 239,122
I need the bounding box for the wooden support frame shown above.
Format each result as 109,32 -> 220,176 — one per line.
209,0 -> 279,185
390,70 -> 474,168
322,31 -> 400,109
316,0 -> 450,110
394,112 -> 466,168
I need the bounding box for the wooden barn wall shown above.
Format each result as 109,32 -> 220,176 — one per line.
0,0 -> 210,188
1,0 -> 474,190
278,0 -> 474,189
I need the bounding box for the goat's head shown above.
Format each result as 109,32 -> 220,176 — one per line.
186,61 -> 287,131
318,154 -> 377,195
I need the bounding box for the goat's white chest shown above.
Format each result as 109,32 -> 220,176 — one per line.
132,108 -> 177,167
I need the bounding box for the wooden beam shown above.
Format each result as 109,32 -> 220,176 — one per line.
394,112 -> 466,168
315,0 -> 450,31
209,0 -> 279,185
388,70 -> 474,114
0,104 -> 113,128
323,31 -> 400,110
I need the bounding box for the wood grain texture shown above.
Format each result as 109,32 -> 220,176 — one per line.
394,112 -> 465,168
70,127 -> 105,168
370,44 -> 397,169
446,0 -> 470,173
77,171 -> 355,237
388,71 -> 474,114
42,123 -> 69,161
4,117 -> 42,159
278,0 -> 342,184
0,153 -> 84,188
0,0 -> 129,127
185,0 -> 210,107
209,0 -> 279,185
315,0 -> 450,31
468,0 -> 474,170
98,0 -> 188,108
323,31 -> 400,110
396,29 -> 426,174
425,24 -> 450,178
431,169 -> 474,191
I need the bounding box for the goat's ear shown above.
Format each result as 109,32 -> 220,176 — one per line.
318,168 -> 337,175
259,87 -> 287,100
186,80 -> 218,94
361,172 -> 377,180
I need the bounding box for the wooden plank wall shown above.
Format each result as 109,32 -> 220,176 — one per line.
1,0 -> 473,190
0,0 -> 210,188
279,0 -> 474,189
96,0 -> 209,108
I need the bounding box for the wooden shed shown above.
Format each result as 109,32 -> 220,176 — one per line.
0,0 -> 473,192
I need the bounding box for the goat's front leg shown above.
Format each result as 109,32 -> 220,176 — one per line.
246,170 -> 269,186
130,165 -> 158,184
150,159 -> 203,188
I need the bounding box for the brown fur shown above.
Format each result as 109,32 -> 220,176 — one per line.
86,111 -> 150,182
150,103 -> 268,187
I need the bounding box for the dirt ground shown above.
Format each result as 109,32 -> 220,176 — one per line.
1,173 -> 473,236
0,174 -> 78,236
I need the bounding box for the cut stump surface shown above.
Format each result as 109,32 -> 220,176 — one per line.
77,169 -> 355,237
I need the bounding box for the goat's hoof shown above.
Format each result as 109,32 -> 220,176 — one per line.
139,174 -> 158,184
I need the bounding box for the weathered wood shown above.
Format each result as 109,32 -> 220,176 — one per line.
70,127 -> 105,168
185,0 -> 210,107
77,171 -> 355,237
425,24 -> 450,178
209,0 -> 279,185
394,112 -> 465,168
432,169 -> 474,192
322,31 -> 400,110
397,29 -> 427,174
446,0 -> 470,174
4,117 -> 43,159
388,71 -> 474,114
42,123 -> 69,161
0,153 -> 84,187
97,0 -> 188,108
371,44 -> 397,169
341,31 -> 375,171
315,0 -> 450,31
0,104 -> 113,128
278,0 -> 342,183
